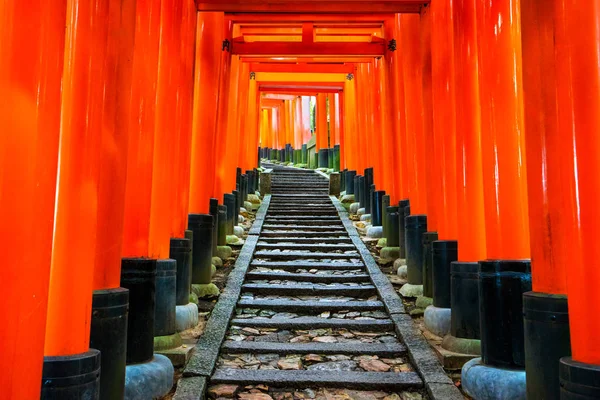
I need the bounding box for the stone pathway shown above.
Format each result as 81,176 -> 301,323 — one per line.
206,167 -> 432,400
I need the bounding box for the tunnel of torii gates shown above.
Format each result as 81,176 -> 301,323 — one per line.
2,0 -> 600,399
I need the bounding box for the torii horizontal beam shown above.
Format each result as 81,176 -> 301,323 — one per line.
197,1 -> 426,13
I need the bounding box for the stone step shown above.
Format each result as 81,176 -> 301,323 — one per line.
245,271 -> 370,283
250,261 -> 364,269
258,237 -> 353,244
260,231 -> 351,238
211,369 -> 422,390
255,243 -> 355,250
241,283 -> 376,297
267,210 -> 337,215
220,341 -> 406,356
230,316 -> 395,331
253,251 -> 360,259
263,221 -> 341,227
237,299 -> 383,312
260,225 -> 345,231
263,216 -> 340,220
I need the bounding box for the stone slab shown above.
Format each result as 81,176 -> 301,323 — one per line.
256,243 -> 355,249
211,369 -> 423,391
258,237 -> 353,244
260,231 -> 352,238
245,271 -> 371,283
183,236 -> 258,378
230,316 -> 394,331
253,251 -> 361,259
157,344 -> 195,367
173,376 -> 207,400
220,341 -> 407,356
237,299 -> 384,312
249,261 -> 365,270
240,283 -> 376,297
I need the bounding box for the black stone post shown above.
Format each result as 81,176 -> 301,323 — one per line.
90,287 -> 128,400
217,206 -> 227,246
398,199 -> 410,258
223,194 -> 235,235
432,240 -> 458,308
346,170 -> 356,195
372,190 -> 385,226
187,214 -> 213,285
422,232 -> 438,299
405,215 -> 427,285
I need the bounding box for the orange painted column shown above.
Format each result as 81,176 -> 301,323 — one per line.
477,0 -> 530,261
337,92 -> 345,170
370,60 -> 385,190
213,20 -> 233,201
0,1 -> 66,397
244,73 -> 259,170
431,0 -> 457,241
376,56 -> 396,202
189,12 -> 224,214
331,93 -> 341,146
388,14 -> 408,201
234,60 -> 249,171
453,0 -> 486,263
223,55 -> 241,193
45,0 -> 128,358
555,0 -> 600,371
316,93 -> 328,151
302,96 -> 312,144
171,0 -> 197,239
354,68 -> 365,173
294,97 -> 304,149
343,74 -> 358,172
400,14 -> 427,215
357,64 -> 372,174
521,0 -> 567,295
520,1 -> 573,396
148,0 -> 182,260
420,6 -> 437,232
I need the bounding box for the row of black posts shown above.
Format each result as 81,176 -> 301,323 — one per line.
343,166 -> 574,400
259,144 -> 341,170
43,169 -> 260,399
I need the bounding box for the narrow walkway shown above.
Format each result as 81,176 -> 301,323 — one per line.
206,167 -> 431,398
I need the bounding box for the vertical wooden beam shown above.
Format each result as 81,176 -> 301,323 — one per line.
453,0 -> 486,262
477,0 -> 530,260
401,14 -> 427,215
431,0 -> 457,240
555,0 -> 600,366
189,12 -> 224,214
0,0 -> 66,396
316,93 -> 329,151
148,0 -> 183,259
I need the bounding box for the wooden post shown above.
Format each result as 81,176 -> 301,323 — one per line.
189,12 -> 224,214
0,1 -> 66,397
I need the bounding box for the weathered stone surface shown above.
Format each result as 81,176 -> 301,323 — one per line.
359,359 -> 391,372
208,384 -> 239,398
217,246 -> 233,260
307,360 -> 357,371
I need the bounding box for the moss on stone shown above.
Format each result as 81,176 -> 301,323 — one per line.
192,283 -> 220,299
154,332 -> 182,351
212,257 -> 223,267
216,245 -> 232,260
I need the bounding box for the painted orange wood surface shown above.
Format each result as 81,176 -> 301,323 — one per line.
189,12 -> 224,214
476,0 -> 530,260
555,0 -> 600,365
122,0 -> 163,257
453,0 -> 486,262
0,0 -> 65,396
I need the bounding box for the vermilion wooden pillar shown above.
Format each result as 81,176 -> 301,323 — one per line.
235,61 -> 249,169
343,74 -> 358,172
148,0 -> 182,260
223,54 -> 241,193
213,20 -> 233,201
316,93 -> 328,151
0,1 -> 66,397
244,72 -> 259,170
421,5 -> 437,232
555,2 -> 600,393
431,0 -> 457,241
123,0 -> 162,258
171,0 -> 196,239
370,60 -> 385,190
45,0 -> 132,357
337,92 -> 345,170
521,1 -> 573,397
355,65 -> 368,174
462,1 -> 531,397
477,0 -> 530,261
453,0 -> 486,263
388,14 -> 408,201
400,14 -> 427,215
189,12 -> 224,214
